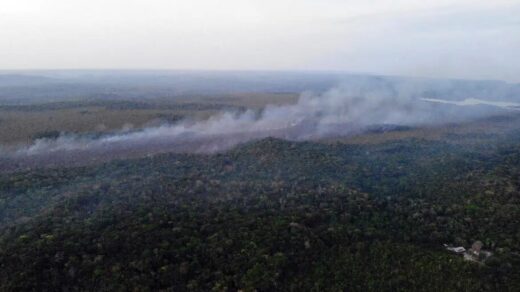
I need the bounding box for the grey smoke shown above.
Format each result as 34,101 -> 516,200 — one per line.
3,79 -> 512,158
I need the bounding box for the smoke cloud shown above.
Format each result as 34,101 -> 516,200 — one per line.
1,78 -> 514,162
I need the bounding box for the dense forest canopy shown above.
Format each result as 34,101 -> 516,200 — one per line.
1,118 -> 520,290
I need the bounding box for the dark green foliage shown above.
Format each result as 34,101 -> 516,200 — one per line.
1,131 -> 520,291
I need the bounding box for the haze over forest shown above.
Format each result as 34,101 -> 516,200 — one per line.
1,1 -> 520,291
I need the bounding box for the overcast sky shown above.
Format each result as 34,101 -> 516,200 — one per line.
1,0 -> 519,81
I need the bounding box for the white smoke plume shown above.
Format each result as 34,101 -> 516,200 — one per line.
0,79 -> 513,161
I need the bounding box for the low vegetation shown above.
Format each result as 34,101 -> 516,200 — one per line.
0,93 -> 297,145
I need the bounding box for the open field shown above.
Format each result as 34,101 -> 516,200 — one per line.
327,114 -> 520,145
0,92 -> 298,145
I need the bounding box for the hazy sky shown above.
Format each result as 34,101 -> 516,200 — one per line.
1,0 -> 519,81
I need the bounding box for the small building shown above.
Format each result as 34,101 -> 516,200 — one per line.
445,240 -> 492,263
470,241 -> 483,256
444,244 -> 466,254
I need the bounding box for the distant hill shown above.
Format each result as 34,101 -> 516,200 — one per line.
0,74 -> 62,87
0,71 -> 518,104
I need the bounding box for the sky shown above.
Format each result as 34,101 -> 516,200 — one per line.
1,0 -> 519,82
